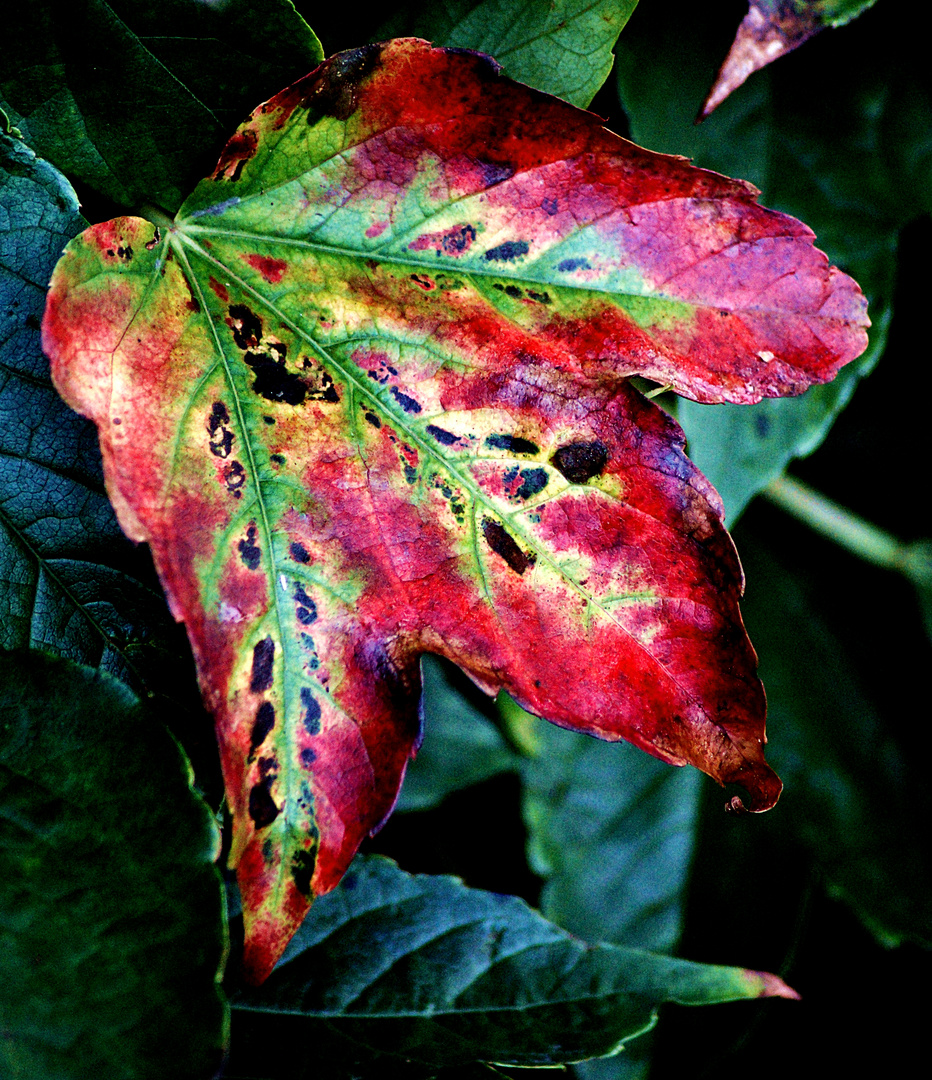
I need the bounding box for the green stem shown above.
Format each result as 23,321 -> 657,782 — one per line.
764,475 -> 916,576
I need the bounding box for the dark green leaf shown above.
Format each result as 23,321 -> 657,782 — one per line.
0,649 -> 226,1080
0,131 -> 187,688
0,0 -> 323,212
504,698 -> 700,953
396,656 -> 517,812
501,698 -> 701,1080
739,534 -> 932,947
615,0 -> 924,520
228,856 -> 795,1075
377,0 -> 638,106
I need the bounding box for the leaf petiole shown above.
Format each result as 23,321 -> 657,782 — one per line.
764,475 -> 932,592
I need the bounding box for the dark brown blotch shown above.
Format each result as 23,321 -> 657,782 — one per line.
249,702 -> 276,759
208,401 -> 234,459
291,842 -> 318,897
302,44 -> 381,124
228,304 -> 262,349
248,777 -> 279,828
223,460 -> 246,497
238,524 -> 261,570
550,440 -> 609,484
250,637 -> 275,693
482,518 -> 535,575
244,347 -> 308,406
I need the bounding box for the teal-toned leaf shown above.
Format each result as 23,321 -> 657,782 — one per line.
228,855 -> 796,1075
0,0 -> 324,212
504,698 -> 701,952
701,0 -> 879,118
0,649 -> 226,1080
378,0 -> 639,106
616,0 -> 920,520
0,130 -> 178,684
396,655 -> 517,812
738,533 -> 932,947
500,696 -> 701,1080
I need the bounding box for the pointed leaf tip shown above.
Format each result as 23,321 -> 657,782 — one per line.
746,970 -> 802,1001
42,37 -> 868,976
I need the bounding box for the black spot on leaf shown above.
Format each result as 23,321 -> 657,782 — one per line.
551,441 -> 608,483
301,688 -> 321,734
302,44 -> 381,124
557,257 -> 591,272
290,542 -> 310,563
485,433 -> 539,455
482,518 -> 535,575
426,424 -> 458,446
208,401 -> 234,458
238,524 -> 261,570
249,702 -> 276,758
250,638 -> 275,693
223,460 -> 246,497
478,161 -> 514,186
516,468 -> 548,500
228,304 -> 262,349
244,350 -> 307,406
390,386 -> 422,413
364,411 -> 381,427
484,240 -> 529,262
249,777 -> 279,828
291,844 -> 318,897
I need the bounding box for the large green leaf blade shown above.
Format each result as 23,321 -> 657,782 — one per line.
0,129 -> 193,691
738,534 -> 932,947
0,650 -> 226,1080
44,39 -> 873,979
228,856 -> 795,1074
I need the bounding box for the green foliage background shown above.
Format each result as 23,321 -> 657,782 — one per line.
1,2 -> 929,1077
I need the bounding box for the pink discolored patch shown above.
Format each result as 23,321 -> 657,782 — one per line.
242,254 -> 289,285
408,223 -> 477,256
365,220 -> 389,238
209,277 -> 229,302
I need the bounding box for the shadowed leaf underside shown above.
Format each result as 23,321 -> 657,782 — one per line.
43,39 -> 868,981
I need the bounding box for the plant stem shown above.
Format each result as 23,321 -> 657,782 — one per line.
764,475 -> 910,574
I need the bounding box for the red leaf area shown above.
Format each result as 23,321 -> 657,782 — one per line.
43,40 -> 868,981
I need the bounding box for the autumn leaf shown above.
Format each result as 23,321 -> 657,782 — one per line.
42,39 -> 868,982
699,0 -> 879,119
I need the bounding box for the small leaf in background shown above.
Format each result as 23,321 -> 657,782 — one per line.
700,0 -> 879,118
43,38 -> 870,980
0,650 -> 226,1080
0,130 -> 162,681
616,0 -> 926,521
378,0 -> 639,107
227,856 -> 796,1076
0,128 -> 220,794
738,534 -> 932,948
396,655 -> 517,812
0,0 -> 323,213
503,698 -> 702,1080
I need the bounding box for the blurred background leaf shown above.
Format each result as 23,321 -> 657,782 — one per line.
376,0 -> 638,107
0,0 -> 323,214
0,650 -> 226,1080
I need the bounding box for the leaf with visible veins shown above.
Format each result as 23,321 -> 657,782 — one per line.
42,39 -> 868,982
